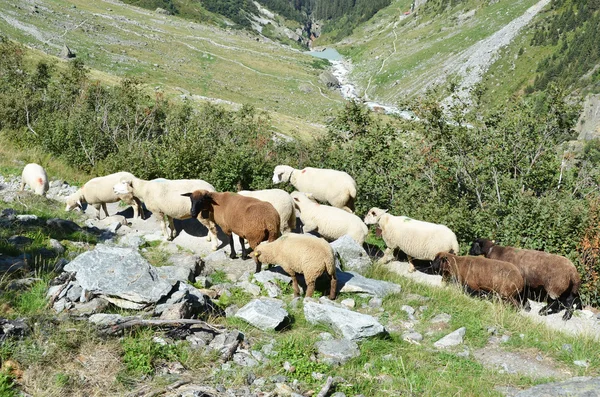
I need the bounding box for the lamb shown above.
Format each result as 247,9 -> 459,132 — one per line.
364,208 -> 459,272
272,165 -> 357,212
290,191 -> 368,245
431,252 -> 525,307
20,163 -> 49,196
238,189 -> 296,234
469,238 -> 581,320
181,190 -> 281,273
254,233 -> 337,299
65,171 -> 144,220
113,178 -> 219,247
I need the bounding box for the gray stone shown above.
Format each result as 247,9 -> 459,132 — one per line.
514,377 -> 600,396
253,269 -> 292,285
315,339 -> 360,365
53,258 -> 69,273
64,245 -> 175,308
70,298 -> 109,315
319,71 -> 340,89
66,282 -> 83,302
169,254 -> 202,277
457,348 -> 470,358
8,235 -> 32,246
46,218 -> 81,233
160,301 -> 192,320
562,344 -> 573,353
330,235 -> 372,273
49,239 -> 65,255
194,276 -> 211,288
0,318 -> 30,341
6,278 -> 41,291
17,214 -> 37,223
304,301 -> 386,341
341,298 -> 355,308
331,393 -> 346,397
235,299 -> 289,331
208,330 -> 243,359
225,305 -> 239,317
402,331 -> 423,343
434,327 -> 466,348
88,313 -> 128,326
368,297 -> 383,308
187,331 -> 215,347
574,360 -> 589,368
233,352 -> 258,367
156,265 -> 194,284
402,305 -> 415,316
337,270 -> 401,298
1,208 -> 17,220
319,332 -> 334,341
119,234 -> 145,248
263,280 -> 281,298
431,313 -> 451,324
236,280 -> 261,297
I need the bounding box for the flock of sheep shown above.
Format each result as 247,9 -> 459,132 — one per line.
20,162 -> 582,320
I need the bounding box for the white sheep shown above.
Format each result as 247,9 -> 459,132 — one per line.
254,233 -> 337,299
272,165 -> 357,212
290,191 -> 368,245
113,177 -> 219,248
20,163 -> 49,196
238,189 -> 296,234
364,208 -> 459,272
65,172 -> 144,220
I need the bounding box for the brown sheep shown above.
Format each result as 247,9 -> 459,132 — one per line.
432,252 -> 525,308
182,190 -> 281,273
469,238 -> 581,320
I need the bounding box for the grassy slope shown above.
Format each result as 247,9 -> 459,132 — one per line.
333,0 -> 541,104
0,0 -> 343,138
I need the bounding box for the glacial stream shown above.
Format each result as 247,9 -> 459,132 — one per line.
307,48 -> 415,119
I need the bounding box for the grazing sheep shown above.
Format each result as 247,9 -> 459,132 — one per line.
290,191 -> 368,245
20,163 -> 49,196
181,190 -> 280,273
254,233 -> 337,299
364,208 -> 459,272
238,189 -> 296,234
272,165 -> 357,212
65,171 -> 143,220
432,252 -> 525,307
469,238 -> 581,320
113,178 -> 219,247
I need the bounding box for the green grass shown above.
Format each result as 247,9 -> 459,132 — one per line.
0,371 -> 17,397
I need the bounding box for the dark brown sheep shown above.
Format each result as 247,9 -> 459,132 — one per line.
469,238 -> 581,320
432,252 -> 525,308
182,190 -> 281,273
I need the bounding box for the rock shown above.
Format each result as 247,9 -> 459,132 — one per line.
235,299 -> 289,331
319,71 -> 340,89
155,7 -> 171,15
253,268 -> 292,284
514,376 -> 600,396
402,331 -> 423,343
53,258 -> 69,273
431,313 -> 451,324
1,208 -> 17,220
368,297 -> 383,308
562,344 -> 573,353
47,218 -> 81,233
49,239 -> 65,255
160,301 -> 193,320
8,235 -> 33,246
186,330 -> 215,347
64,245 -> 175,308
236,280 -> 261,297
0,257 -> 27,273
65,281 -> 83,302
434,327 -> 466,348
274,383 -> 295,396
155,265 -> 195,284
119,234 -> 145,248
194,276 -> 211,288
337,271 -> 401,298
225,305 -> 239,318
304,300 -> 386,341
70,298 -> 109,315
233,352 -> 259,367
0,318 -> 30,341
262,280 -> 281,298
315,339 -> 360,365
574,360 -> 589,368
341,298 -> 355,309
16,214 -> 37,223
330,235 -> 372,273
88,313 -> 130,326
6,278 -> 41,291
208,330 -> 243,359
169,254 -> 202,277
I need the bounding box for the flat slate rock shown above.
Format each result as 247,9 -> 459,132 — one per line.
337,270 -> 401,298
514,376 -> 600,396
304,300 -> 386,341
315,338 -> 360,365
235,298 -> 288,331
64,245 -> 175,306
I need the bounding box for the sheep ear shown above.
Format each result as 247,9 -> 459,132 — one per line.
181,192 -> 193,197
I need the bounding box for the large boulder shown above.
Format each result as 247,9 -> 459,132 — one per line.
64,245 -> 175,308
304,300 -> 386,341
330,235 -> 372,273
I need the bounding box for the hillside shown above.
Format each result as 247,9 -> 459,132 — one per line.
0,0 -> 346,137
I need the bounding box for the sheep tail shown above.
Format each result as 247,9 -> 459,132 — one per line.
326,255 -> 337,279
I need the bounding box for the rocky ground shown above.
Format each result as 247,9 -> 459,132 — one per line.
2,175 -> 600,396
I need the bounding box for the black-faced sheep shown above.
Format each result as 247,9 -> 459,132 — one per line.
113,178 -> 218,246
364,208 -> 459,272
66,171 -> 143,220
272,165 -> 357,212
254,233 -> 337,299
290,191 -> 368,245
469,238 -> 581,320
182,190 -> 281,273
432,252 -> 525,307
20,163 -> 49,196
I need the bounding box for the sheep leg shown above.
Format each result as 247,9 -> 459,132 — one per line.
305,281 -> 316,298
379,247 -> 394,264
19,181 -> 25,192
198,215 -> 218,251
239,236 -> 249,260
133,197 -> 144,220
228,234 -> 237,259
539,298 -> 560,316
290,274 -> 300,297
329,274 -> 337,300
407,256 -> 416,273
158,213 -> 170,240
93,204 -> 102,220
254,256 -> 262,273
561,293 -> 576,321
101,203 -> 110,219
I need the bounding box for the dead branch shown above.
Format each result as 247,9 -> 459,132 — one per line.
47,273 -> 76,307
99,318 -> 224,335
316,376 -> 334,397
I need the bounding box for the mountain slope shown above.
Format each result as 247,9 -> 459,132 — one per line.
0,0 -> 344,137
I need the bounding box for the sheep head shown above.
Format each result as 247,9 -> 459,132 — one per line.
364,208 -> 388,225
181,190 -> 215,219
272,165 -> 294,184
469,238 -> 495,257
65,189 -> 84,212
431,252 -> 449,274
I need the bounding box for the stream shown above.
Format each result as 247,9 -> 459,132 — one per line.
307,48 -> 415,119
